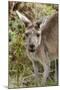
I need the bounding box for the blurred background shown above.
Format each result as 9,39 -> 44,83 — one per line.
8,1 -> 58,88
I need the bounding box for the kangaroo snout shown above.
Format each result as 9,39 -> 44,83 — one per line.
29,44 -> 35,52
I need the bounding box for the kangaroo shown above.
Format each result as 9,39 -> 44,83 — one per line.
16,10 -> 58,86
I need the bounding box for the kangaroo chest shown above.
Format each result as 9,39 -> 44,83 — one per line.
26,49 -> 45,65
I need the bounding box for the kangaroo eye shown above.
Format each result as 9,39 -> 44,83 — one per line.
36,33 -> 40,37
25,33 -> 29,37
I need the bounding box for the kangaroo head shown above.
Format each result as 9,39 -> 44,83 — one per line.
16,10 -> 44,52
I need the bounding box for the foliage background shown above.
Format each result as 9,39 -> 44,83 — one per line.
8,1 -> 58,88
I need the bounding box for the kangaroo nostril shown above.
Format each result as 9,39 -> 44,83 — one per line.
29,44 -> 35,48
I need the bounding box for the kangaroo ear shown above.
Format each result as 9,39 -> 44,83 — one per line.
16,10 -> 31,27
40,12 -> 58,32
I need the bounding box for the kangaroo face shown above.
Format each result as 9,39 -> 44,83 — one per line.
24,24 -> 42,52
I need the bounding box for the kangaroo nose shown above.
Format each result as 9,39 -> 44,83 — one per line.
29,44 -> 35,48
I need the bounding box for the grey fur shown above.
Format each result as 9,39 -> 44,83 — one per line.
16,11 -> 58,86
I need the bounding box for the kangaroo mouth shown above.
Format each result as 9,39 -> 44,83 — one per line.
28,49 -> 35,52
